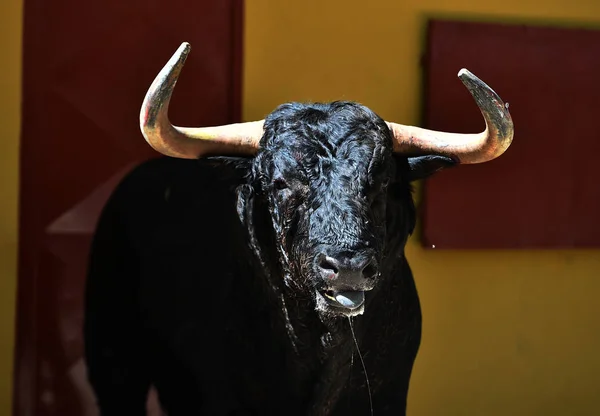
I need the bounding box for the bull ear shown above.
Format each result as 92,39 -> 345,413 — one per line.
407,155 -> 456,182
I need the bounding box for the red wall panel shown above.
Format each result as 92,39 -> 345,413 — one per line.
16,1 -> 244,414
422,20 -> 600,249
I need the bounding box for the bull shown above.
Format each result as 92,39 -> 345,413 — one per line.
84,42 -> 513,416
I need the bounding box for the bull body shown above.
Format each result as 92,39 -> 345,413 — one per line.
84,101 -> 455,415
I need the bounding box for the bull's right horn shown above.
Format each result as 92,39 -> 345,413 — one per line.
140,42 -> 264,159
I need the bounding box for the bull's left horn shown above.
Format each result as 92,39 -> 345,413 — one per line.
387,69 -> 514,164
140,42 -> 264,159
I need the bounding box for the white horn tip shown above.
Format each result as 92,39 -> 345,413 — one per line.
457,68 -> 473,79
178,42 -> 191,56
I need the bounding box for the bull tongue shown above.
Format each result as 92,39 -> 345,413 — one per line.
334,291 -> 365,309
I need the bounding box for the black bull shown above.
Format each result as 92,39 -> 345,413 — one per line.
84,102 -> 482,415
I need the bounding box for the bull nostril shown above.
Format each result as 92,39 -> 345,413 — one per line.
362,261 -> 378,280
318,256 -> 339,276
316,252 -> 377,283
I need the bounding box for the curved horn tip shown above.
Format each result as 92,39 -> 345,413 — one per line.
161,42 -> 191,70
457,68 -> 514,162
169,42 -> 191,66
457,68 -> 486,88
178,41 -> 191,56
457,68 -> 473,79
141,41 -> 193,113
456,67 -> 509,113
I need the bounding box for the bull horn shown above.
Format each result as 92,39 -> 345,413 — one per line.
140,42 -> 264,159
387,69 -> 514,164
142,44 -> 512,163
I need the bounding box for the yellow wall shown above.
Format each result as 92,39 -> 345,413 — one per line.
0,0 -> 22,413
244,1 -> 600,415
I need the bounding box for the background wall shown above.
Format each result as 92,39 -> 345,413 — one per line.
0,0 -> 22,413
243,1 -> 600,415
2,0 -> 600,415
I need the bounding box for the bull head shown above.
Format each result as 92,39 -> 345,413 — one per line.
140,42 -> 514,164
138,43 -> 514,318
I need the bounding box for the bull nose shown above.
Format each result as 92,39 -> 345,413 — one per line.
316,251 -> 378,288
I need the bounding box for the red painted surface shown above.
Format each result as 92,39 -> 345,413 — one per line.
16,1 -> 244,414
421,20 -> 600,249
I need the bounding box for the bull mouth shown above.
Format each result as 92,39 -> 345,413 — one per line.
316,289 -> 366,316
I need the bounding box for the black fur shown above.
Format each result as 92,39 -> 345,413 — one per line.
84,101 -> 455,415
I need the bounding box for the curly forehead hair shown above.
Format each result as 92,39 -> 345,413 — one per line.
251,101 -> 395,186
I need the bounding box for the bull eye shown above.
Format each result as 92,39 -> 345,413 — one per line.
273,178 -> 288,191
370,194 -> 386,219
